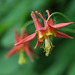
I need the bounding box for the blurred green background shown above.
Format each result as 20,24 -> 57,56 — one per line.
0,0 -> 75,75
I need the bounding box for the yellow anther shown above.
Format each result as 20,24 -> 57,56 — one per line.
39,13 -> 42,16
35,11 -> 38,13
46,10 -> 48,13
31,11 -> 35,17
44,36 -> 54,56
18,50 -> 26,65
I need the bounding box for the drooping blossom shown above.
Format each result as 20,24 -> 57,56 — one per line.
15,10 -> 73,56
6,29 -> 38,64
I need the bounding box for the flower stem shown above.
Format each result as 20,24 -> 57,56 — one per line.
23,20 -> 33,28
23,12 -> 74,33
23,12 -> 72,29
47,12 -> 71,22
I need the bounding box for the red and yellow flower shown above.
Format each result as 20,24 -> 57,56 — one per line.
15,10 -> 73,56
7,29 -> 38,64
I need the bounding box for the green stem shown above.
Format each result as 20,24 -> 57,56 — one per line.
23,12 -> 74,33
23,12 -> 72,29
23,20 -> 33,28
47,12 -> 71,22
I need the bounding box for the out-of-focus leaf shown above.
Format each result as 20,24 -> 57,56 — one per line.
0,50 -> 38,75
67,61 -> 75,75
42,38 -> 75,75
1,22 -> 22,48
0,0 -> 52,36
0,50 -> 19,75
65,0 -> 75,21
0,0 -> 75,75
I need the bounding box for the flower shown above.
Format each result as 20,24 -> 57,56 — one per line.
6,29 -> 38,64
15,10 -> 73,56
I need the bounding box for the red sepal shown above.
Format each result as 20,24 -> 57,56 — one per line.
35,11 -> 48,28
46,10 -> 54,25
6,46 -> 21,58
15,33 -> 36,46
55,31 -> 72,39
31,11 -> 42,30
14,30 -> 20,43
23,45 -> 33,61
35,35 -> 42,48
52,22 -> 73,30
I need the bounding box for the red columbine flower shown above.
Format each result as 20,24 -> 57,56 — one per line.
15,10 -> 73,56
6,29 -> 38,64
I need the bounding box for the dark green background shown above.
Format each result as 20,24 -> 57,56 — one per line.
0,0 -> 75,75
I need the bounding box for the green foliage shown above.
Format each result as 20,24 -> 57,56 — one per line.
0,0 -> 75,75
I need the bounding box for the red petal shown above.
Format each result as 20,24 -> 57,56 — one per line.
52,22 -> 73,30
55,31 -> 72,39
31,11 -> 42,30
35,11 -> 48,28
20,29 -> 30,47
46,10 -> 50,17
46,10 -> 54,25
23,30 -> 28,38
48,18 -> 54,25
35,35 -> 42,48
15,33 -> 36,46
23,45 -> 33,61
35,11 -> 46,21
14,30 -> 20,43
36,27 -> 47,32
20,28 -> 28,38
6,46 -> 21,58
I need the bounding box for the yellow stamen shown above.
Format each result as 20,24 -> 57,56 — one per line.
46,10 -> 48,13
41,36 -> 54,56
35,11 -> 38,13
18,50 -> 26,65
39,13 -> 42,16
